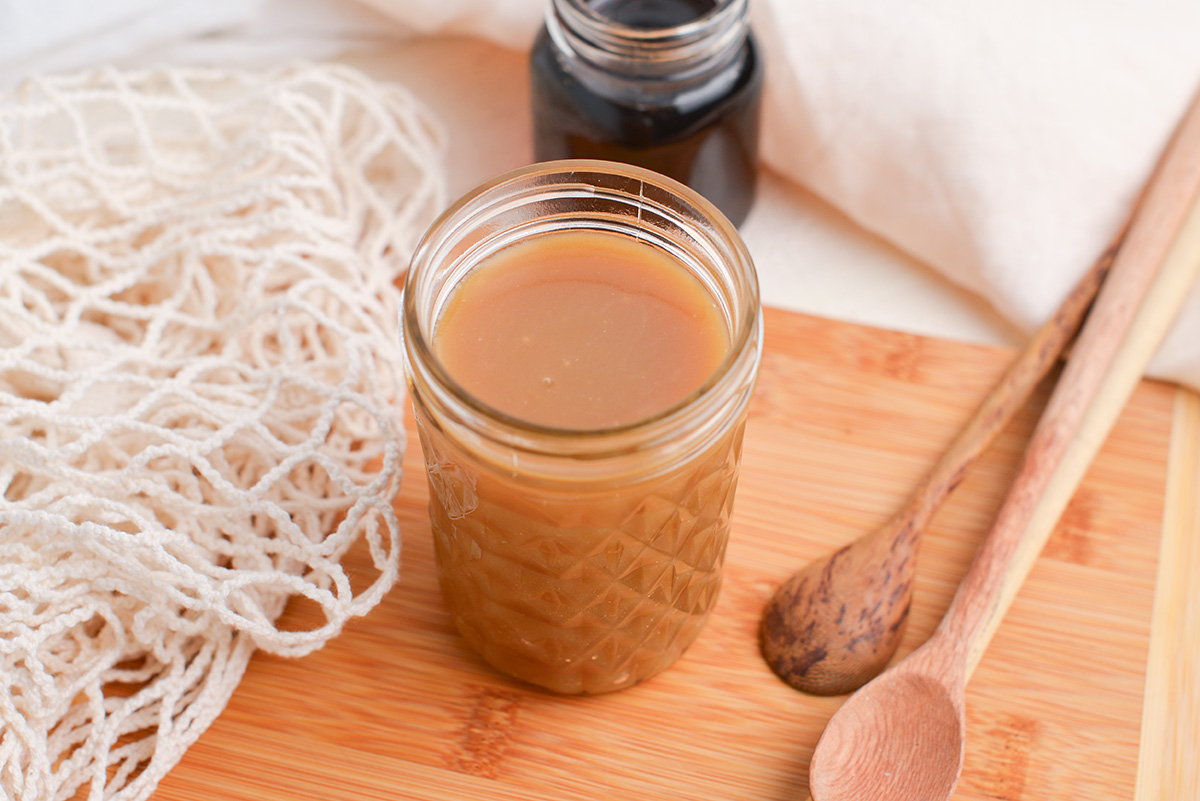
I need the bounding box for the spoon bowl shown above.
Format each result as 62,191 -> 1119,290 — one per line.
808,665 -> 964,801
760,522 -> 917,696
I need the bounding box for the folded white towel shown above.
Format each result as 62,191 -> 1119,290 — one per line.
749,0 -> 1200,388
0,0 -> 263,83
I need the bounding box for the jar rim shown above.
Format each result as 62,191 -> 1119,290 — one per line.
557,0 -> 746,40
402,159 -> 762,447
546,0 -> 750,79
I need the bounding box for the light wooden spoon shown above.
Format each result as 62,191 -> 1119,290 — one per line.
806,88 -> 1200,801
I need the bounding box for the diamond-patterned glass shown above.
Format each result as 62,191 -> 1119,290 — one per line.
419,412 -> 748,694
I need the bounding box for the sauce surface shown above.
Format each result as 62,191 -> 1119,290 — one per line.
434,229 -> 729,430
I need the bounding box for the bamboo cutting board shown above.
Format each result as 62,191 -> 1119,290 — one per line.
152,307 -> 1198,801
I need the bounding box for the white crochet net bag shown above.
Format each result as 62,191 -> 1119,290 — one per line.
0,63 -> 445,800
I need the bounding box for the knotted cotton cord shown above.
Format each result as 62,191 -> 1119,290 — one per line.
0,62 -> 445,800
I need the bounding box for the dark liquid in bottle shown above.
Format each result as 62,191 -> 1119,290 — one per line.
531,0 -> 762,227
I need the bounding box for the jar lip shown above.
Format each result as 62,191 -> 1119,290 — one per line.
558,0 -> 746,41
546,0 -> 750,79
402,159 -> 761,443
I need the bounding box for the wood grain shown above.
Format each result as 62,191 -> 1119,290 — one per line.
151,307 -> 1186,801
1136,389 -> 1200,800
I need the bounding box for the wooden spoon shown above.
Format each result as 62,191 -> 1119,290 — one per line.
759,242 -> 1115,696
806,89 -> 1200,801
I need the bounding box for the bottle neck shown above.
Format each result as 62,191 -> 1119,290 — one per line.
546,0 -> 750,82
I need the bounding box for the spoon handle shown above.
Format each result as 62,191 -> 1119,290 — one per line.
935,90 -> 1200,682
892,236 -> 1115,546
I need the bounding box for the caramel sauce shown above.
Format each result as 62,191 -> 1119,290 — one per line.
418,228 -> 745,693
433,229 -> 729,430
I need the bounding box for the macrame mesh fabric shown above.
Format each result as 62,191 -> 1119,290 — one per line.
0,63 -> 445,800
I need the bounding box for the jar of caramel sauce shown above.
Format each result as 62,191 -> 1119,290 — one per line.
402,161 -> 762,694
530,0 -> 763,227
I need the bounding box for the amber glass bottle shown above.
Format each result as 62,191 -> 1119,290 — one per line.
530,0 -> 762,227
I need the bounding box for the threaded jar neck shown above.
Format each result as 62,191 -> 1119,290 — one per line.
546,0 -> 750,80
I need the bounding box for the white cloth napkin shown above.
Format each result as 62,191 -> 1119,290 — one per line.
749,0 -> 1200,388
5,0 -> 1200,388
0,0 -> 262,83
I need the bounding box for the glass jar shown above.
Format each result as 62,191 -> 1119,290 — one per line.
530,0 -> 763,228
402,160 -> 762,694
